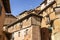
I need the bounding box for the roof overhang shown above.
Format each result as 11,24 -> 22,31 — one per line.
2,0 -> 11,13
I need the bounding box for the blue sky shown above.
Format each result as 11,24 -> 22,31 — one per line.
10,0 -> 43,16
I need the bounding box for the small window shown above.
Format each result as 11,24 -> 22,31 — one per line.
25,29 -> 28,36
11,33 -> 14,40
18,32 -> 20,37
45,16 -> 50,25
47,17 -> 50,24
20,23 -> 22,29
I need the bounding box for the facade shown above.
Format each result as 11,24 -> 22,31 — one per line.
7,12 -> 42,40
0,0 -> 11,40
4,0 -> 60,40
39,0 -> 56,40
39,0 -> 60,40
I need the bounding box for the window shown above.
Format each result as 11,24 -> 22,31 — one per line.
45,16 -> 50,25
0,3 -> 2,15
20,23 -> 22,29
11,33 -> 14,40
18,32 -> 20,37
26,29 -> 28,35
24,29 -> 28,36
47,17 -> 50,24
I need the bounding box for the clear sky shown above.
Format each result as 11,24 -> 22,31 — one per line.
10,0 -> 43,16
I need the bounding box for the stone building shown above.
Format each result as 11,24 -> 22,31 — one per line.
6,11 -> 42,40
4,0 -> 60,40
0,0 -> 11,40
38,0 -> 60,40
